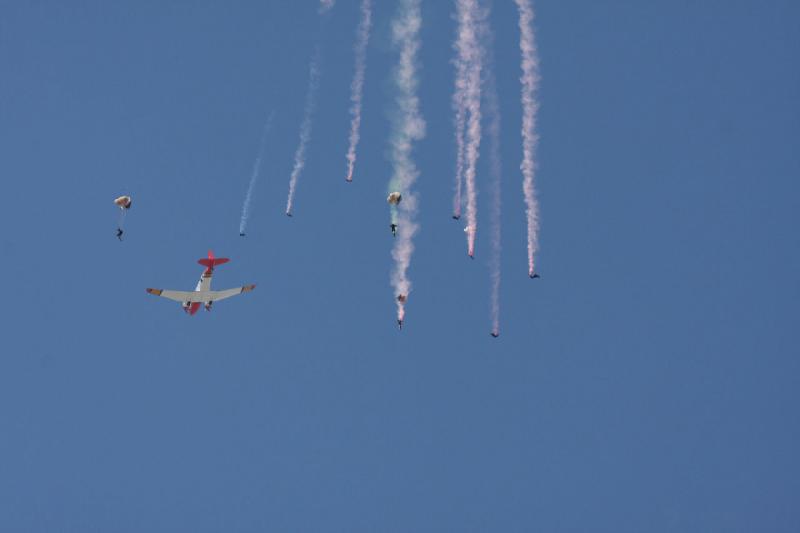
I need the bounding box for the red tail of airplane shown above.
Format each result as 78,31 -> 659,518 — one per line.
197,249 -> 230,270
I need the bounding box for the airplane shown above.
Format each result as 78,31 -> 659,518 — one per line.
146,250 -> 256,315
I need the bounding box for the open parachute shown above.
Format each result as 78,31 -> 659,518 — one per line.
113,195 -> 132,240
114,195 -> 132,209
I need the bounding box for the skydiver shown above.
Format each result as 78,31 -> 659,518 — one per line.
116,228 -> 124,241
390,223 -> 397,237
286,211 -> 293,217
397,319 -> 403,330
468,253 -> 474,260
490,332 -> 499,338
529,273 -> 540,279
452,214 -> 460,220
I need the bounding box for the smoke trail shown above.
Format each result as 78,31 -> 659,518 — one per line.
452,103 -> 465,218
454,0 -> 484,258
239,112 -> 274,235
485,67 -> 502,336
344,0 -> 372,182
286,47 -> 322,216
319,0 -> 335,14
451,9 -> 468,220
389,0 -> 425,327
514,0 -> 541,276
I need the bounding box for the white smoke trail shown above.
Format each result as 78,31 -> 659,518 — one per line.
451,6 -> 469,220
514,0 -> 541,276
319,0 -> 335,14
452,103 -> 465,218
454,0 -> 484,258
344,0 -> 372,182
485,69 -> 502,336
239,112 -> 274,235
389,0 -> 425,326
286,47 -> 322,216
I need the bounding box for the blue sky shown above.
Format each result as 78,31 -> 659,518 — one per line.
1,1 -> 798,531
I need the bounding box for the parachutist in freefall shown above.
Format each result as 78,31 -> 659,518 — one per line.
116,228 -> 124,241
490,332 -> 499,338
398,319 -> 403,330
452,214 -> 460,220
390,223 -> 397,237
529,273 -> 540,279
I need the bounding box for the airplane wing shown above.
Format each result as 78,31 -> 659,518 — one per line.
206,284 -> 256,302
146,285 -> 255,303
146,288 -> 197,302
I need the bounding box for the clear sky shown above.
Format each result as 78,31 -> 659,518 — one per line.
1,1 -> 798,531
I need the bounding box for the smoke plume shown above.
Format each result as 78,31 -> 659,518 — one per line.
239,112 -> 274,235
389,0 -> 425,326
514,0 -> 541,276
344,0 -> 372,182
285,47 -> 322,216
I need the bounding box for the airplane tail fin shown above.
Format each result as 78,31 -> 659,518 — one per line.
198,249 -> 230,269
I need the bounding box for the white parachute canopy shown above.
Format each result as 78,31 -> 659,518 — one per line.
387,191 -> 402,205
114,195 -> 132,209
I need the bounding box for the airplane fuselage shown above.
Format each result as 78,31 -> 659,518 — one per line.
146,250 -> 254,314
183,268 -> 214,315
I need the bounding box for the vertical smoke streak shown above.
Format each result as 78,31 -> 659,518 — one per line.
485,68 -> 502,336
286,47 -> 322,216
451,6 -> 468,221
239,112 -> 274,235
514,0 -> 541,276
452,103 -> 465,218
462,47 -> 481,258
389,0 -> 425,326
454,0 -> 484,258
344,0 -> 372,182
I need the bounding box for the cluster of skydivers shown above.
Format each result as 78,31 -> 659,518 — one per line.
116,188 -> 539,334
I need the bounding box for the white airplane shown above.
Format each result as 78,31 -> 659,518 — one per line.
146,250 -> 255,315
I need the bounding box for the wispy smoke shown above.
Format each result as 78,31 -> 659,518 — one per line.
451,12 -> 469,221
514,0 -> 541,276
345,0 -> 372,182
286,47 -> 322,216
485,68 -> 502,336
453,0 -> 484,258
319,0 -> 335,14
389,0 -> 425,325
452,103 -> 465,218
239,112 -> 274,235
